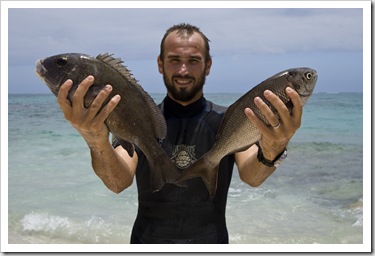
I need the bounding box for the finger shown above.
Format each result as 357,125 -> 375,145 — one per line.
86,84 -> 114,120
71,75 -> 95,108
57,79 -> 73,112
94,94 -> 121,124
255,94 -> 281,127
263,89 -> 291,127
244,107 -> 273,138
286,87 -> 303,127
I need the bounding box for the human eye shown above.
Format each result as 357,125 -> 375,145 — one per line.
189,58 -> 201,65
167,56 -> 180,64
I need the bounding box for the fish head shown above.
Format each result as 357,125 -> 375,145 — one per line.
287,68 -> 317,105
35,53 -> 96,97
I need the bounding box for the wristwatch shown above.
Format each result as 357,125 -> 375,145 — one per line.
256,142 -> 288,168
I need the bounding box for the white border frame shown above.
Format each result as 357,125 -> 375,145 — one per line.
1,1 -> 371,253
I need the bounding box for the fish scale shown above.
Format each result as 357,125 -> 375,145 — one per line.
36,52 -> 180,192
176,67 -> 317,200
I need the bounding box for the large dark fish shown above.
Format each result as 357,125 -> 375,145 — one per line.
176,68 -> 317,200
35,53 -> 179,192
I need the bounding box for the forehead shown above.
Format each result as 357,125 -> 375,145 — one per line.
163,31 -> 206,57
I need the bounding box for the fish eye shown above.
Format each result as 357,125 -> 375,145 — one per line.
56,57 -> 68,67
305,72 -> 313,80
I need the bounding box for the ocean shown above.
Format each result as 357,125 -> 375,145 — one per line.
6,92 -> 364,250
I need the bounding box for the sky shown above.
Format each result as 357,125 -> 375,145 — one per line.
3,1 -> 369,94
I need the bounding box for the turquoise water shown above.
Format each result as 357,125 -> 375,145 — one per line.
7,93 -> 363,245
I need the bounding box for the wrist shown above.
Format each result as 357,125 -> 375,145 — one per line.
86,135 -> 111,152
78,129 -> 110,150
256,142 -> 287,167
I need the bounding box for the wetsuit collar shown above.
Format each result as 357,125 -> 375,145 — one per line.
163,95 -> 206,118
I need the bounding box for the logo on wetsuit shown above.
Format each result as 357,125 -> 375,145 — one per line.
171,144 -> 197,169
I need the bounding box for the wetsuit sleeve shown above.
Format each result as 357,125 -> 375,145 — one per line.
111,136 -> 136,157
112,136 -> 121,148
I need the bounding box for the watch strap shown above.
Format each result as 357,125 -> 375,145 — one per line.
256,142 -> 287,168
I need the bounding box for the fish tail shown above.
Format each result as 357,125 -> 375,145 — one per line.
176,157 -> 219,201
149,152 -> 182,192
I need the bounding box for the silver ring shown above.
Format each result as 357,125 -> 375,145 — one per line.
273,122 -> 280,129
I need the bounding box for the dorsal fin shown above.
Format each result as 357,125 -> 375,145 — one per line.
96,53 -> 167,139
96,53 -> 138,85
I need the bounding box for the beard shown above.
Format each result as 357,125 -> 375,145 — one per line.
163,70 -> 206,102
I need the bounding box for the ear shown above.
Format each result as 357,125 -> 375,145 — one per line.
157,55 -> 164,74
205,58 -> 212,76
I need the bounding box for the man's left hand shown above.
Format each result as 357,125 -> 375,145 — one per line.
244,87 -> 302,161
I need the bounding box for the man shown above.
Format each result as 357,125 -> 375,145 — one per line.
57,23 -> 302,243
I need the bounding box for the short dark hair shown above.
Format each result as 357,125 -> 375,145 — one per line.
159,23 -> 211,63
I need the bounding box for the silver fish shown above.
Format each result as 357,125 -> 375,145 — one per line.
176,68 -> 317,200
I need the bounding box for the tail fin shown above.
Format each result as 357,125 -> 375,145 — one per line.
176,157 -> 220,201
148,150 -> 183,192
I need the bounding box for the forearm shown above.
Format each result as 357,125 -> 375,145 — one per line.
56,77 -> 135,193
89,140 -> 136,194
236,145 -> 277,187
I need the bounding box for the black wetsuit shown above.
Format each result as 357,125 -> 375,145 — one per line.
114,96 -> 235,244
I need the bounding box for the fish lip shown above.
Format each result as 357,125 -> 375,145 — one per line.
35,58 -> 61,96
35,59 -> 46,76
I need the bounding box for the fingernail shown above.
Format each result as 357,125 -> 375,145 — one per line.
65,79 -> 73,85
286,87 -> 293,93
264,90 -> 272,96
87,75 -> 94,81
113,95 -> 121,101
105,84 -> 112,91
244,108 -> 252,114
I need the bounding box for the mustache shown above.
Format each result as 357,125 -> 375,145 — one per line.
172,75 -> 195,80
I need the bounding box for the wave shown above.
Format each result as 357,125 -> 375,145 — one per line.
9,211 -> 132,244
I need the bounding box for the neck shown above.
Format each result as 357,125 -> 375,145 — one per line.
163,94 -> 206,119
167,91 -> 203,106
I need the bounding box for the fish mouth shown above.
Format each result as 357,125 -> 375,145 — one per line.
35,59 -> 47,77
35,59 -> 60,96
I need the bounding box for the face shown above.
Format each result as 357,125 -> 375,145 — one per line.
157,31 -> 212,106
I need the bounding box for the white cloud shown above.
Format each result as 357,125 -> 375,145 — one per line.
8,8 -> 362,65
4,5 -> 366,93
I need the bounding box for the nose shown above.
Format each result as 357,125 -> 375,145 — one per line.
177,63 -> 189,76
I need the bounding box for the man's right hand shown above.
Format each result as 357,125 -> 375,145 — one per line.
56,75 -> 121,150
